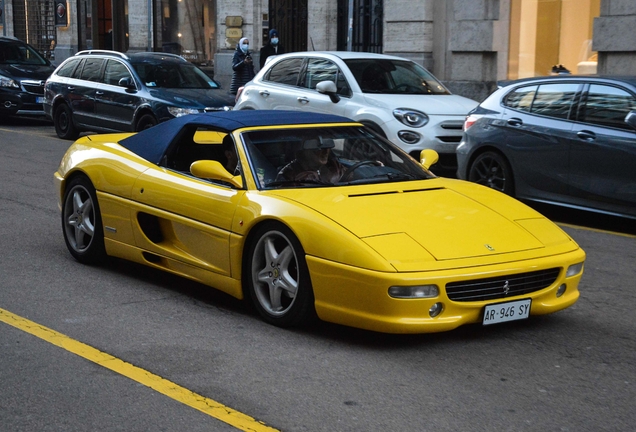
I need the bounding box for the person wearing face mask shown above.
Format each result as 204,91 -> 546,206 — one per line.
259,29 -> 286,69
230,37 -> 255,95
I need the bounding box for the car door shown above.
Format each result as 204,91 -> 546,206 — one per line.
94,59 -> 139,131
68,58 -> 104,127
569,83 -> 636,216
499,82 -> 581,200
128,128 -> 244,276
294,57 -> 350,116
250,57 -> 305,110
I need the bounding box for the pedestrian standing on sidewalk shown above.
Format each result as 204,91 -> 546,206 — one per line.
230,37 -> 255,95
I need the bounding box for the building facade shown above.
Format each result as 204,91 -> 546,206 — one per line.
1,0 -> 635,101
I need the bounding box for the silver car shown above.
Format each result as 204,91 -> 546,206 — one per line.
234,51 -> 478,175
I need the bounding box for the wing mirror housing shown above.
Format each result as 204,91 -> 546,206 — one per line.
419,149 -> 439,171
118,77 -> 137,92
625,110 -> 636,130
316,81 -> 340,103
190,160 -> 243,188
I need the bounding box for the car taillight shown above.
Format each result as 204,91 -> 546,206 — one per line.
235,86 -> 244,103
463,114 -> 479,131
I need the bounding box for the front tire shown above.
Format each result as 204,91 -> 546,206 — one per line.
54,103 -> 79,140
135,113 -> 158,131
468,151 -> 515,195
245,222 -> 316,328
61,176 -> 106,264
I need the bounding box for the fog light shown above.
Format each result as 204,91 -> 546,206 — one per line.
556,284 -> 566,297
388,285 -> 438,299
397,130 -> 421,144
429,302 -> 443,317
566,262 -> 584,277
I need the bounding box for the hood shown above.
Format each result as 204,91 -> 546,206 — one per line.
0,63 -> 54,80
270,180 -> 573,271
147,87 -> 235,108
362,94 -> 478,116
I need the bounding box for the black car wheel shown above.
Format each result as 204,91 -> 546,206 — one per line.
62,176 -> 106,264
54,103 -> 79,140
135,114 -> 158,131
468,151 -> 515,195
245,222 -> 316,327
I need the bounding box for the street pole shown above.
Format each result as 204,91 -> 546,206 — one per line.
347,0 -> 353,51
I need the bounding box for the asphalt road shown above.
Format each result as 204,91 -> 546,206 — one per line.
1,116 -> 635,431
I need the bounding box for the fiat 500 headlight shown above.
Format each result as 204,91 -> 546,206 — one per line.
393,108 -> 429,128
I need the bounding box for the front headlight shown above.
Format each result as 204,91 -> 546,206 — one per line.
168,106 -> 200,117
393,108 -> 429,128
0,74 -> 20,89
566,262 -> 584,277
388,285 -> 439,299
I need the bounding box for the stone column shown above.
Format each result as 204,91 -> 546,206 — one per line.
593,0 -> 636,74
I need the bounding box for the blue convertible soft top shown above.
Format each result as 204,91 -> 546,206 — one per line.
119,110 -> 357,164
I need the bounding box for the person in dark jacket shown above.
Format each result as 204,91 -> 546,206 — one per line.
259,29 -> 285,69
230,37 -> 255,95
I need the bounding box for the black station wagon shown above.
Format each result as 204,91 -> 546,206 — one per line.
44,50 -> 234,139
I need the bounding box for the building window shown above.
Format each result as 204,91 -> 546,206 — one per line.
508,0 -> 600,78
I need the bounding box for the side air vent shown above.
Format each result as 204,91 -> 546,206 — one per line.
137,212 -> 164,243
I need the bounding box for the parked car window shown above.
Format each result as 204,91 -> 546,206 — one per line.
265,58 -> 303,86
581,84 -> 636,130
131,60 -> 217,89
530,83 -> 579,119
56,58 -> 82,78
0,40 -> 48,65
301,58 -> 351,97
103,59 -> 133,86
503,85 -> 537,112
79,58 -> 104,82
344,59 -> 449,95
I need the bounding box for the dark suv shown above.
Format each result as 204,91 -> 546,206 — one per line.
44,50 -> 234,139
0,36 -> 55,117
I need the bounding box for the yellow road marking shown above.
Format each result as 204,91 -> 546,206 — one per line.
558,222 -> 636,239
0,308 -> 279,432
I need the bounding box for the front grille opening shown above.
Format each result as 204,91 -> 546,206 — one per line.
446,268 -> 561,302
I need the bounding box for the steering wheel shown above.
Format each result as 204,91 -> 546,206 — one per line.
341,161 -> 380,181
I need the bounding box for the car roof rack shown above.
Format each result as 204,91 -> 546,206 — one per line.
134,52 -> 188,62
75,50 -> 130,60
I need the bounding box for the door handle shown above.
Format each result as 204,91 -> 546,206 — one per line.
577,130 -> 596,141
259,90 -> 270,97
297,97 -> 310,104
95,91 -> 104,96
507,118 -> 523,127
67,86 -> 75,91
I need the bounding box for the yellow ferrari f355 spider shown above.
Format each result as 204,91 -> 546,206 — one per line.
55,110 -> 585,333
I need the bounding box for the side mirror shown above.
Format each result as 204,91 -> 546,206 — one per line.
190,160 -> 243,188
625,110 -> 636,130
316,81 -> 340,103
118,77 -> 137,91
419,149 -> 439,171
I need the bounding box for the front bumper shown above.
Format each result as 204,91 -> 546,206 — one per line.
308,248 -> 585,334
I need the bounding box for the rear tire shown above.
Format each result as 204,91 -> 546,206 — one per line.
468,151 -> 515,195
54,103 -> 79,140
61,176 -> 106,264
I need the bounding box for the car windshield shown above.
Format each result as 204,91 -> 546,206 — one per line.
131,60 -> 220,89
0,41 -> 48,65
344,59 -> 450,95
241,126 -> 434,189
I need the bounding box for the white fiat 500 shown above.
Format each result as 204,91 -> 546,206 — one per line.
235,51 -> 478,175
